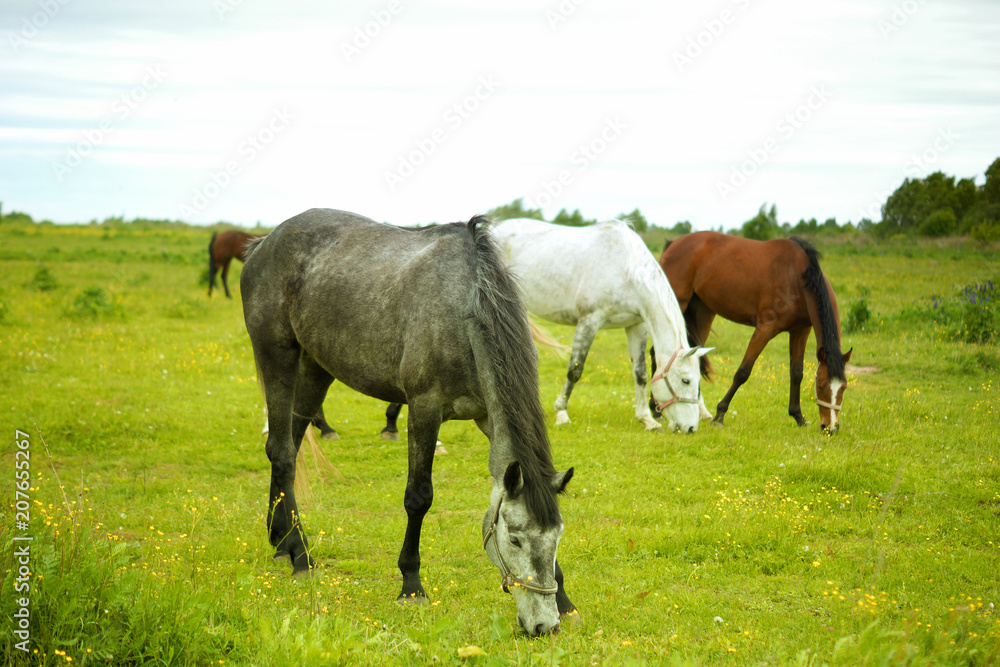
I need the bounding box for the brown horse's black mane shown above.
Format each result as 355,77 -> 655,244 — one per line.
790,236 -> 846,382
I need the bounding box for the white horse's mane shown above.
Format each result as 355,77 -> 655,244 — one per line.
607,220 -> 686,347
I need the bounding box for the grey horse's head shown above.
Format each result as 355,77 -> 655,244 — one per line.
482,461 -> 573,637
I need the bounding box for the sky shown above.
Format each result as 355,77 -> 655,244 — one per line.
2,0 -> 999,230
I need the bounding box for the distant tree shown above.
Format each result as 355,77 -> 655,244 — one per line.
792,218 -> 818,234
879,168 -> 983,236
486,198 -> 544,221
552,208 -> 594,227
919,208 -> 957,237
981,158 -> 1000,204
671,221 -> 692,235
1,210 -> 34,225
617,208 -> 649,232
741,203 -> 780,240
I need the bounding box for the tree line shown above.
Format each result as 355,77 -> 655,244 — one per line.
3,158 -> 998,242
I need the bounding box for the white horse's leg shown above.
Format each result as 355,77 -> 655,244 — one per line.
626,323 -> 661,430
699,395 -> 712,421
554,315 -> 601,426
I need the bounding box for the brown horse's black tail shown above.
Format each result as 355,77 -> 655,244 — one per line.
791,236 -> 845,381
684,296 -> 713,379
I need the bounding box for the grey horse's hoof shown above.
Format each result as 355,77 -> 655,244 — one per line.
396,592 -> 428,606
322,431 -> 340,441
381,430 -> 400,441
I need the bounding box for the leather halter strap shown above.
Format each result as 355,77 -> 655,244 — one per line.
482,492 -> 558,595
649,347 -> 700,411
815,394 -> 842,412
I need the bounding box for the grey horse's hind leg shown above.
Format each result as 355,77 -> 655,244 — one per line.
381,402 -> 403,440
254,340 -> 317,574
397,397 -> 440,603
553,315 -> 601,426
290,353 -> 335,457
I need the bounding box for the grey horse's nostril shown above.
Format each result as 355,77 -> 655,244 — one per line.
687,426 -> 696,434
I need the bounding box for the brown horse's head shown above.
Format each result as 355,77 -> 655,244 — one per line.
815,347 -> 852,433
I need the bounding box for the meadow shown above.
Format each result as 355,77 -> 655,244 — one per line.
1,222 -> 998,666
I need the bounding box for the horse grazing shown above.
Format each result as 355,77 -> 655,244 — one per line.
241,209 -> 575,636
491,218 -> 711,433
208,229 -> 259,298
658,232 -> 851,433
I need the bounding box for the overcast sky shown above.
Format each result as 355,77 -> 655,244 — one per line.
2,0 -> 998,229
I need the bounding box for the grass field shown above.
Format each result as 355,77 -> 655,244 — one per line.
1,222 -> 999,666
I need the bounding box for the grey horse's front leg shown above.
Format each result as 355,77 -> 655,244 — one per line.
396,400 -> 440,603
554,315 -> 601,426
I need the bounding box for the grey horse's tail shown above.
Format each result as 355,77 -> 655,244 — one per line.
465,216 -> 562,529
790,236 -> 845,381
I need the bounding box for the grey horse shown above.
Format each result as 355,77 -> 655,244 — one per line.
240,209 -> 576,636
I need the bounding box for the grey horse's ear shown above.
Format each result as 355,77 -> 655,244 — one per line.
503,461 -> 523,498
552,467 -> 574,494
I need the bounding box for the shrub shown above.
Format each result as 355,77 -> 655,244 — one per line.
67,287 -> 120,321
28,265 -> 58,291
919,208 -> 957,237
845,288 -> 872,333
959,282 -> 997,343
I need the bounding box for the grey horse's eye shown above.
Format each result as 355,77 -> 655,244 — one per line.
510,536 -> 522,548
682,378 -> 691,385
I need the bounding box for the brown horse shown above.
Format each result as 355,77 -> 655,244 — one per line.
658,232 -> 851,433
208,230 -> 259,298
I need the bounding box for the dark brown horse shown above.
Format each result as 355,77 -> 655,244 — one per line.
658,232 -> 851,433
208,230 -> 259,298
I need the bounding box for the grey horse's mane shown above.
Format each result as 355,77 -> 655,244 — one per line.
467,216 -> 561,529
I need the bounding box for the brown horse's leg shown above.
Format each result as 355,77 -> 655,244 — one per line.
221,258 -> 233,298
714,325 -> 777,425
208,257 -> 218,297
787,328 -> 810,427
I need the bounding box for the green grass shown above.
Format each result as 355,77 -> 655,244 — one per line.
1,223 -> 999,666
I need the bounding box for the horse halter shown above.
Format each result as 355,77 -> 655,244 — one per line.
815,391 -> 842,412
650,347 -> 700,412
482,492 -> 558,595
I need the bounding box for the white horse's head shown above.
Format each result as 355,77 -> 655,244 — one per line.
482,462 -> 573,637
651,346 -> 712,433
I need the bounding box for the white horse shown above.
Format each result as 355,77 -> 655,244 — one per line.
491,218 -> 712,433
